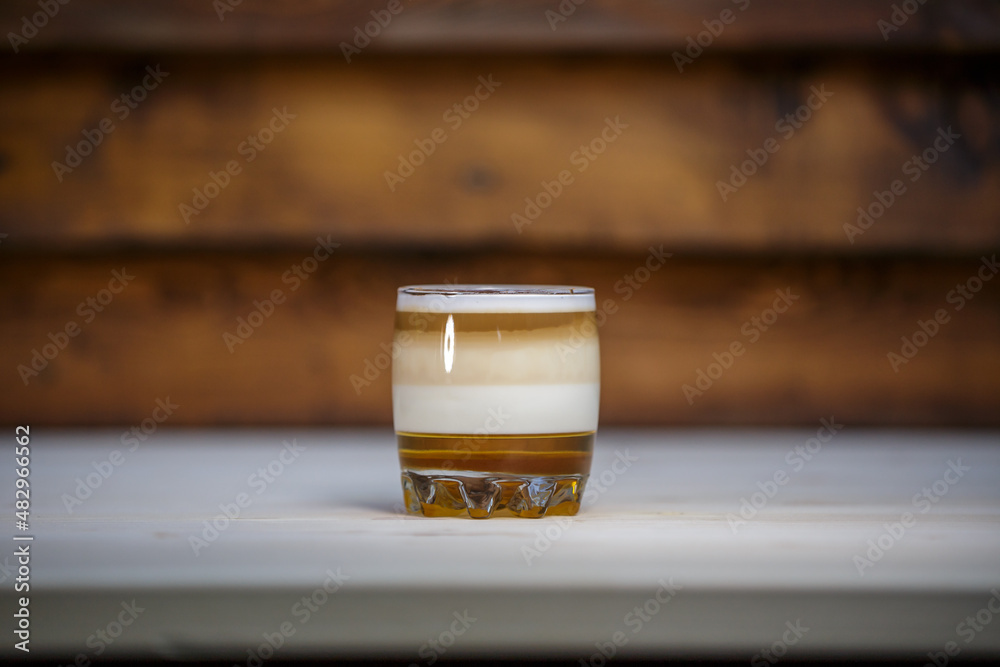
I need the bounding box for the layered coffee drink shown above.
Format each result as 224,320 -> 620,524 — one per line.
393,285 -> 599,518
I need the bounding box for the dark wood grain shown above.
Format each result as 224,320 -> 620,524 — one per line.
2,251 -> 998,426
0,55 -> 998,254
2,0 -> 998,52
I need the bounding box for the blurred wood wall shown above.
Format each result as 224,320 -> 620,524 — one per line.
1,0 -> 998,427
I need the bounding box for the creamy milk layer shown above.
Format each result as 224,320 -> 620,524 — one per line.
393,383 -> 600,435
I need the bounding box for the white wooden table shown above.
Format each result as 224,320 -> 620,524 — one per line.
4,428 -> 999,661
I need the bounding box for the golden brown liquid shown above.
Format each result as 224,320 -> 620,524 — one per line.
398,432 -> 593,475
395,310 -> 596,334
397,432 -> 594,518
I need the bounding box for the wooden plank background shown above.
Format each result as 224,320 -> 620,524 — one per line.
1,1 -> 998,427
1,55 -> 998,253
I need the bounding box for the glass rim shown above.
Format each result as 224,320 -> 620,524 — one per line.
396,284 -> 596,313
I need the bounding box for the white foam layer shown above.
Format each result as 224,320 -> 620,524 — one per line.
393,383 -> 600,435
397,285 -> 595,314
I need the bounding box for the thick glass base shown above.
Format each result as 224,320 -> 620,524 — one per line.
400,470 -> 587,519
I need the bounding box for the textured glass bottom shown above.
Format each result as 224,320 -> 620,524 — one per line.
400,470 -> 587,519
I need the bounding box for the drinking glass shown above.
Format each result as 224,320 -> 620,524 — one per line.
392,285 -> 599,518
